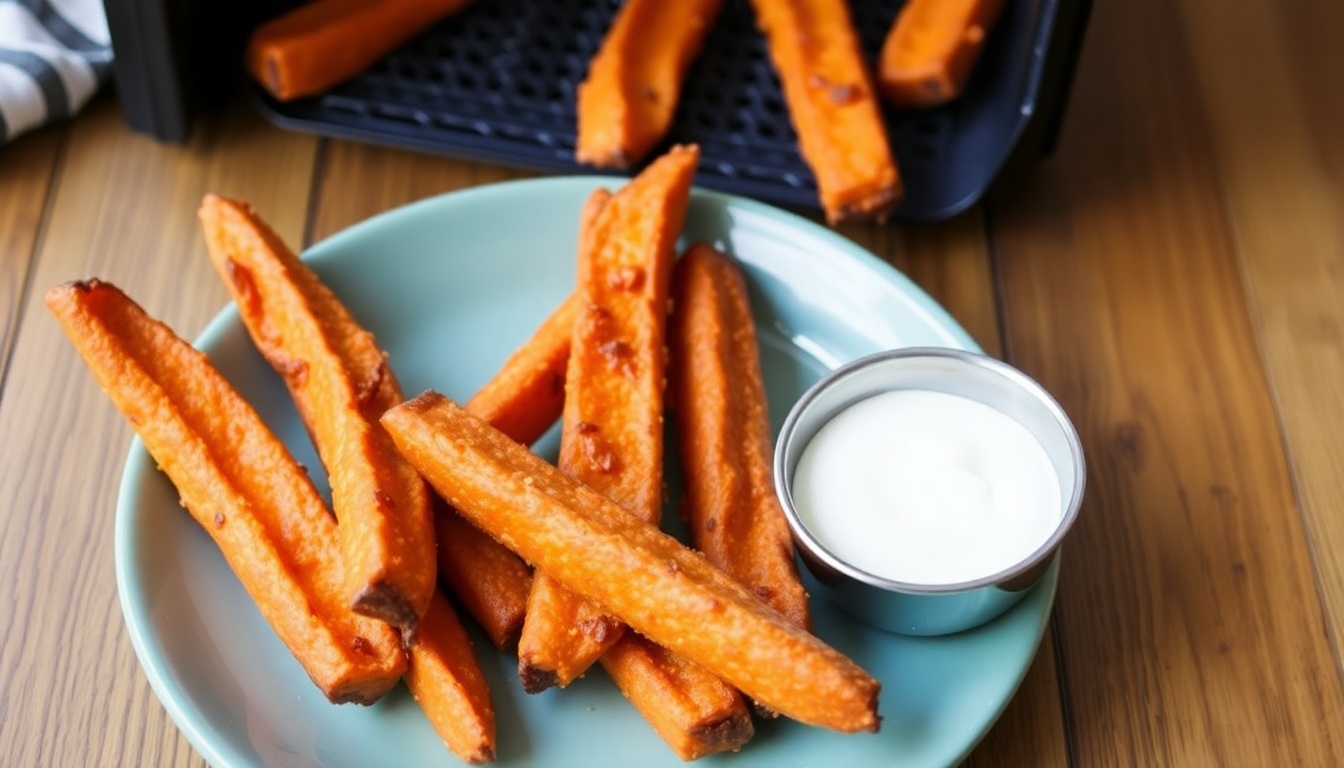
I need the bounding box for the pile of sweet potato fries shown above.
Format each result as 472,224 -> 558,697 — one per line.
47,144 -> 880,763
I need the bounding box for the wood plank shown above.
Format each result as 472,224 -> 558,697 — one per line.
309,140 -> 535,243
0,97 -> 317,768
1175,0 -> 1344,668
839,211 -> 1068,768
987,0 -> 1344,763
0,124 -> 64,381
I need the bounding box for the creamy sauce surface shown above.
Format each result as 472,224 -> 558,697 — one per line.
793,389 -> 1061,585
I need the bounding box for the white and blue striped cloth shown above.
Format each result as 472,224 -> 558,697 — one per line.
0,0 -> 111,143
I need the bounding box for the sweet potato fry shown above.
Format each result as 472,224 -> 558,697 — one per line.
878,0 -> 1006,109
46,280 -> 405,704
517,146 -> 698,691
576,0 -> 724,168
246,0 -> 478,101
747,0 -> 903,223
405,590 -> 496,764
433,507 -> 532,652
381,393 -> 882,733
669,244 -> 811,632
199,194 -> 435,639
436,191 -> 607,650
669,245 -> 811,719
600,636 -> 753,760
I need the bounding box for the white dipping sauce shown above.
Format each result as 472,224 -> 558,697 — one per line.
792,389 -> 1061,586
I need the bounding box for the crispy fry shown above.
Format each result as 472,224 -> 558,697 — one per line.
747,0 -> 903,223
246,0 -> 478,101
437,191 -> 608,650
405,590 -> 496,764
381,393 -> 882,733
600,636 -> 753,760
199,194 -> 435,639
517,146 -> 699,691
878,0 -> 1006,109
433,507 -> 532,652
576,0 -> 724,168
46,280 -> 405,704
669,244 -> 811,632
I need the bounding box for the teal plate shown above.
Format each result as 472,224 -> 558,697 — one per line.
116,178 -> 1057,767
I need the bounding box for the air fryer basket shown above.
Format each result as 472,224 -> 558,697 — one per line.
252,0 -> 1090,222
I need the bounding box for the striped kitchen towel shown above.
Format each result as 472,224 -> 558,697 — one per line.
0,0 -> 112,143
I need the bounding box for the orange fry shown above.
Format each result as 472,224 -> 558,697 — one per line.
381,393 -> 882,733
669,244 -> 811,632
748,0 -> 903,223
517,146 -> 699,691
247,0 -> 478,101
600,636 -> 753,760
878,0 -> 1006,109
433,508 -> 532,652
47,280 -> 405,704
199,194 -> 435,639
406,591 -> 496,764
576,0 -> 724,168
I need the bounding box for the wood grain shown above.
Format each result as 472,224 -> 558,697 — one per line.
988,0 -> 1344,762
0,124 -> 64,381
308,139 -> 535,243
1175,0 -> 1344,673
0,98 -> 316,767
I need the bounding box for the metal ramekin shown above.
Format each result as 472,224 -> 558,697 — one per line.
774,348 -> 1085,636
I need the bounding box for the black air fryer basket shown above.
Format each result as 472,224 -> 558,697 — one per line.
108,0 -> 1091,222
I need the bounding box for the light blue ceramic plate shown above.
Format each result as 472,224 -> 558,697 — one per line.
116,178 -> 1057,768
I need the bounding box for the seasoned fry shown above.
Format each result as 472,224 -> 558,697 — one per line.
600,636 -> 753,760
381,393 -> 882,733
46,280 -> 405,704
405,590 -> 496,764
747,0 -> 903,223
517,146 -> 699,691
199,194 -> 435,639
433,508 -> 532,652
437,190 -> 608,650
247,0 -> 478,101
576,0 -> 724,168
669,244 -> 811,632
878,0 -> 1006,109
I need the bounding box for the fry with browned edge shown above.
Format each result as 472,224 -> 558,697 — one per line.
517,147 -> 698,691
406,590 -> 496,764
669,243 -> 811,631
46,280 -> 405,704
878,0 -> 1006,109
435,191 -> 607,650
247,0 -> 478,101
576,0 -> 724,168
199,194 -> 435,640
600,635 -> 753,759
433,506 -> 532,652
748,0 -> 903,223
381,393 -> 882,733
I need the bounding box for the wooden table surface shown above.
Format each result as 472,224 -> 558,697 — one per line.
4,0 -> 1343,765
